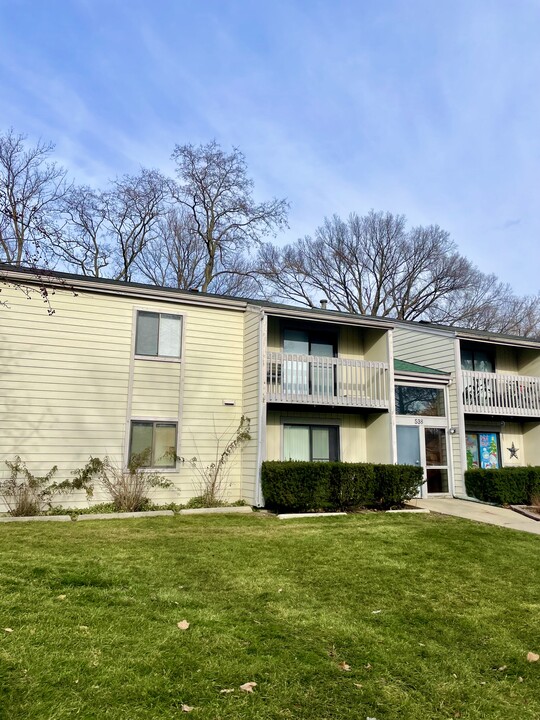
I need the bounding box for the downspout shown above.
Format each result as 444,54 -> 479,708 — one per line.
453,335 -> 468,498
255,311 -> 267,507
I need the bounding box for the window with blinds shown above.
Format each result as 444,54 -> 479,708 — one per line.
135,311 -> 182,358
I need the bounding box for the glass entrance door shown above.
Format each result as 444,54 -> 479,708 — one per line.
397,426 -> 421,467
397,425 -> 450,497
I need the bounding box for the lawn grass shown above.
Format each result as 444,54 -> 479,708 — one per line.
0,513 -> 539,719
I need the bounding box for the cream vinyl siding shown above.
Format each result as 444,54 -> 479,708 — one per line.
241,307 -> 262,504
0,284 -> 249,510
0,287 -> 131,509
393,326 -> 463,492
131,360 -> 182,418
167,303 -> 246,503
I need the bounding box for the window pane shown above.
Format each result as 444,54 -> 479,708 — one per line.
466,433 -> 480,469
158,315 -> 182,357
154,423 -> 177,467
284,425 -> 310,461
425,428 -> 447,466
426,469 -> 448,493
312,427 -> 330,462
136,312 -> 159,356
283,329 -> 309,354
395,386 -> 445,416
130,422 -> 153,466
478,433 -> 499,469
461,349 -> 474,371
474,351 -> 494,373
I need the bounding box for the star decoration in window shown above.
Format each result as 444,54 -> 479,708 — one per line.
507,442 -> 519,460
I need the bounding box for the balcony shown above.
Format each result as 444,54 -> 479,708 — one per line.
266,352 -> 389,409
462,370 -> 540,417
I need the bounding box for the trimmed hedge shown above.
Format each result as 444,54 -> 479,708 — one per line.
465,467 -> 540,505
261,461 -> 423,512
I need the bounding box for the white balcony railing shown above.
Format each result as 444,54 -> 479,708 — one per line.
462,370 -> 540,416
266,352 -> 389,408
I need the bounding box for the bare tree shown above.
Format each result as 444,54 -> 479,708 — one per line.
55,169 -> 167,280
136,208 -> 262,297
105,169 -> 167,281
0,129 -> 68,266
169,140 -> 288,292
54,185 -> 109,276
257,210 -> 540,337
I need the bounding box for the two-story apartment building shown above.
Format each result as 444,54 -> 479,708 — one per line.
393,321 -> 540,497
2,267 -> 540,509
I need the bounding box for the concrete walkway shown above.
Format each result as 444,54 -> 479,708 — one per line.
412,497 -> 540,536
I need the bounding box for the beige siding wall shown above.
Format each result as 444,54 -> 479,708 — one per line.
242,307 -> 262,504
523,422 -> 540,465
0,284 -> 249,510
131,361 -> 181,418
393,327 -> 463,492
266,410 -> 366,462
518,349 -> 540,376
365,413 -> 392,463
495,346 -> 518,374
338,326 -> 364,358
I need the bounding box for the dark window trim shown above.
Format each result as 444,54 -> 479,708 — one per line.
460,343 -> 496,372
283,423 -> 340,462
465,431 -> 501,470
282,326 -> 338,357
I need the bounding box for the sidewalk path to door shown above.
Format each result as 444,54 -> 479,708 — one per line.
413,498 -> 540,536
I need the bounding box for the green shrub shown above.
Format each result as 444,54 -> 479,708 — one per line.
465,467 -> 540,505
0,457 -> 60,516
373,464 -> 424,509
261,461 -> 423,512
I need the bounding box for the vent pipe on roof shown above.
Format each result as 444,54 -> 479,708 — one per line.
320,299 -> 328,310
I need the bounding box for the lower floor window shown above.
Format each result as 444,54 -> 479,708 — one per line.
283,424 -> 339,462
130,421 -> 177,467
466,432 -> 500,469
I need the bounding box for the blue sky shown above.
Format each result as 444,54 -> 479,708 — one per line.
1,0 -> 539,293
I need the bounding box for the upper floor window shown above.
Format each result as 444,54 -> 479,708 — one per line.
135,311 -> 182,358
395,385 -> 445,416
461,347 -> 494,373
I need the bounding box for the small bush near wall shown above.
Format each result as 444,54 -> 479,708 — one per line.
261,462 -> 423,512
465,467 -> 540,505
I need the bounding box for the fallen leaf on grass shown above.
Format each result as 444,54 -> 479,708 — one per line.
181,704 -> 194,712
240,682 -> 257,693
338,662 -> 351,671
364,663 -> 372,670
527,651 -> 539,662
220,688 -> 235,694
56,594 -> 67,600
177,620 -> 190,630
371,610 -> 381,614
498,665 -> 507,671
354,683 -> 363,689
3,628 -> 13,633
